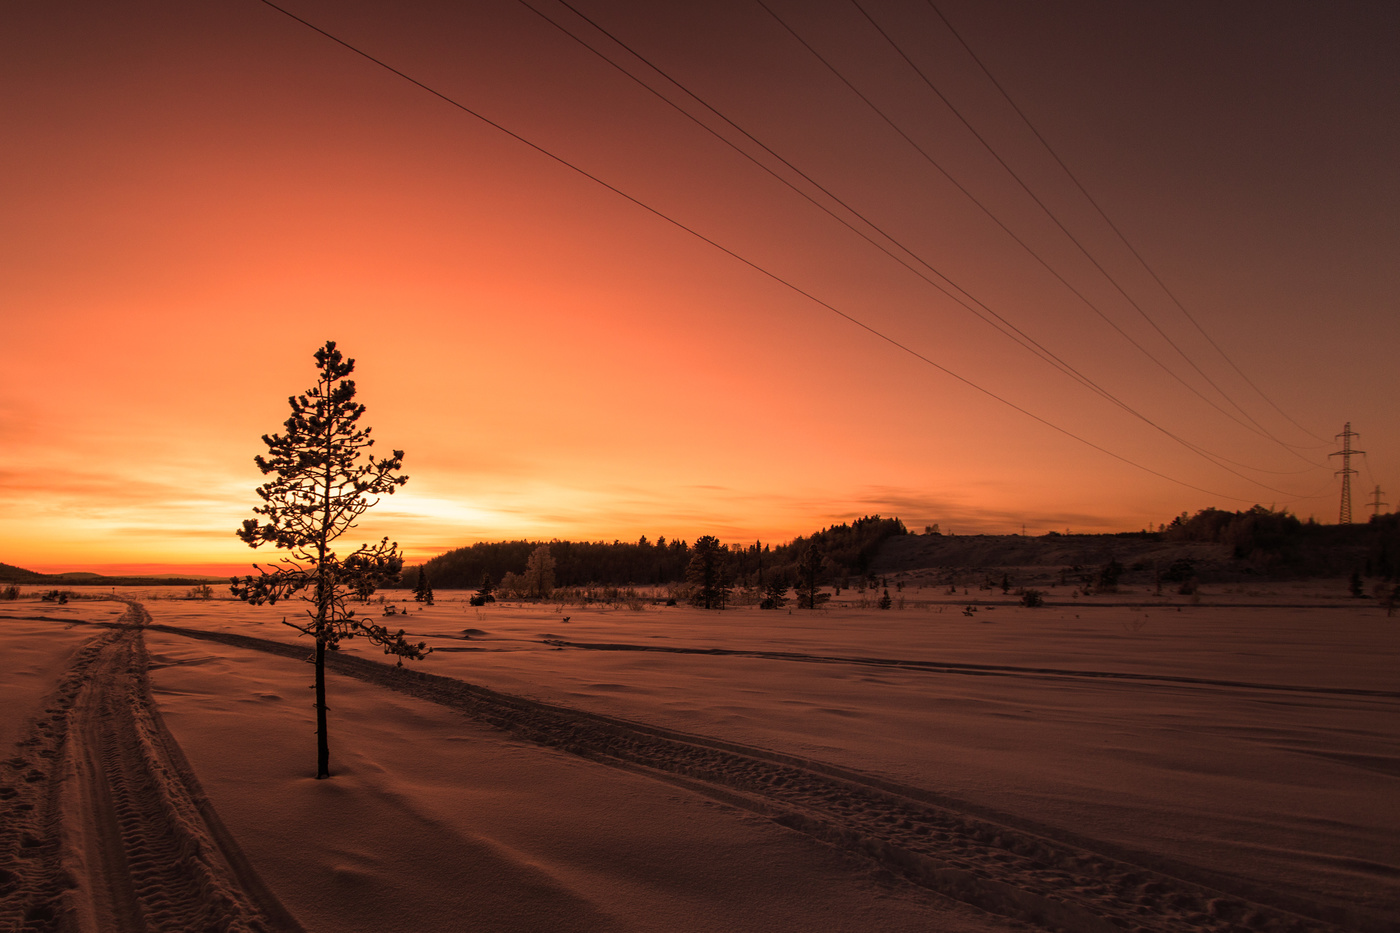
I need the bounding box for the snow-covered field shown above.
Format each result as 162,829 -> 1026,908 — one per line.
1,586 -> 1395,932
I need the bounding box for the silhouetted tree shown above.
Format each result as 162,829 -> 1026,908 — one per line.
795,543 -> 829,609
470,572 -> 496,607
687,535 -> 731,609
878,588 -> 892,610
413,566 -> 434,605
760,575 -> 789,610
230,341 -> 428,779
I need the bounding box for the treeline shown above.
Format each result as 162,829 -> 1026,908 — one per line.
1162,505 -> 1400,578
417,537 -> 692,589
1162,505 -> 1307,559
414,515 -> 909,590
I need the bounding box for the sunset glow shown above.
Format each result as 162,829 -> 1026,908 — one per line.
3,0 -> 1395,574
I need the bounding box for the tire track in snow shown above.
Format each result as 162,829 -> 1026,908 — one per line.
145,618 -> 1371,933
0,602 -> 302,933
540,638 -> 1400,699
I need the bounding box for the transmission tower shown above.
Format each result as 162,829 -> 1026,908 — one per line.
1330,423 -> 1363,524
1369,485 -> 1389,519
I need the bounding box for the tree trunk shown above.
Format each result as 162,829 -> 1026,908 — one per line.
315,634 -> 329,778
317,371 -> 334,779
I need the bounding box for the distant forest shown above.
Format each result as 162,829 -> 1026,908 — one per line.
414,515 -> 910,590
411,506 -> 1400,591
1159,505 -> 1400,578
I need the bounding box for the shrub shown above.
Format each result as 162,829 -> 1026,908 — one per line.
1162,558 -> 1196,584
1095,559 -> 1124,593
760,577 -> 790,610
1020,589 -> 1044,608
0,584 -> 19,600
1374,582 -> 1399,616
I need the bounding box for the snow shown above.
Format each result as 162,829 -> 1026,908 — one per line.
1,586 -> 1395,932
0,600 -> 125,751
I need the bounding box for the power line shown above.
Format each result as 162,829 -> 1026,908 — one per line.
251,0 -> 1283,503
758,0 -> 1318,460
922,0 -> 1329,448
851,0 -> 1318,461
517,0 -> 1324,494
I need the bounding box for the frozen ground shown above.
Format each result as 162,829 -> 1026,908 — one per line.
0,586 -> 1395,932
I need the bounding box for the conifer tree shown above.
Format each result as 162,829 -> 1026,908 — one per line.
760,576 -> 788,610
686,535 -> 731,609
231,340 -> 428,779
796,543 -> 829,609
414,566 -> 434,605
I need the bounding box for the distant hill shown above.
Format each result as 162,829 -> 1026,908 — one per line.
0,562 -> 48,583
0,562 -> 222,587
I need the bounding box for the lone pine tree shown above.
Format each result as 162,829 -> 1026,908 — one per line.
470,572 -> 496,606
414,566 -> 434,605
231,340 -> 428,779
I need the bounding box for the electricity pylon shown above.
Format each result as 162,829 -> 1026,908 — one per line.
1330,423 -> 1363,524
1369,485 -> 1389,519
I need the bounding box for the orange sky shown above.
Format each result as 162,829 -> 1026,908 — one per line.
3,0 -> 1396,576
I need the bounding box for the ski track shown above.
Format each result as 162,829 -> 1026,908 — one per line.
136,615 -> 1380,933
0,601 -> 301,933
537,639 -> 1400,699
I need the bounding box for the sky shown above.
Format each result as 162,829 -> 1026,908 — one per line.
2,0 -> 1396,575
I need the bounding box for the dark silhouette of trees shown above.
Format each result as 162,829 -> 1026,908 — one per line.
1163,505 -> 1303,559
410,515 -> 907,592
687,535 -> 731,609
763,516 -> 907,589
1369,513 -> 1400,579
795,543 -> 829,609
230,341 -> 428,780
